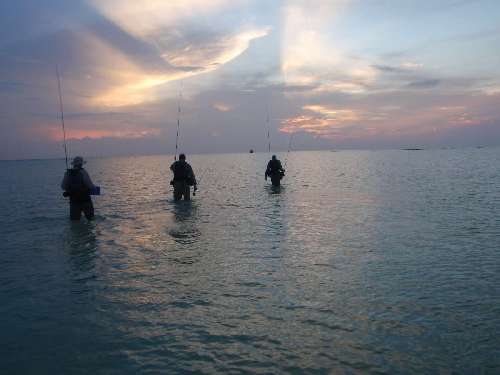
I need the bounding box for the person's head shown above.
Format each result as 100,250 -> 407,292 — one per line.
179,153 -> 186,161
71,156 -> 85,169
272,155 -> 277,160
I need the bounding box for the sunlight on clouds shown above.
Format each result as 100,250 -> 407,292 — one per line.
281,0 -> 377,95
213,102 -> 231,112
93,71 -> 193,107
438,106 -> 466,112
92,27 -> 269,107
89,0 -> 270,107
435,106 -> 485,126
281,104 -> 360,136
54,30 -> 183,107
482,85 -> 500,96
45,125 -> 161,141
280,116 -> 337,134
91,0 -> 235,39
303,105 -> 359,121
401,62 -> 423,69
162,29 -> 270,69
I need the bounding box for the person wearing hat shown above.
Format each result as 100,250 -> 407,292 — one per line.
61,156 -> 96,220
170,153 -> 197,201
265,155 -> 285,187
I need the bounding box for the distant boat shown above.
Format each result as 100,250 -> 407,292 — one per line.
249,149 -> 254,153
401,148 -> 423,151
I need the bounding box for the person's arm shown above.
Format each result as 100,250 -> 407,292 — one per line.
266,161 -> 272,175
188,165 -> 197,185
80,169 -> 96,190
61,171 -> 69,190
170,162 -> 176,172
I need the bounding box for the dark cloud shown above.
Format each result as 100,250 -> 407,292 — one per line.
0,80 -> 29,93
405,79 -> 441,89
372,64 -> 408,74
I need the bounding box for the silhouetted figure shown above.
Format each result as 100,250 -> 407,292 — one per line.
61,156 -> 96,221
170,153 -> 197,201
265,155 -> 285,187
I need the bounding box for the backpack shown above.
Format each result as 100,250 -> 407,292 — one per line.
173,161 -> 189,181
66,169 -> 90,201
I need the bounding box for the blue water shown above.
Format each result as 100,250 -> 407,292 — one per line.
1,149 -> 499,374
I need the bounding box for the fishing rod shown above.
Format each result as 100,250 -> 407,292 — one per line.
56,64 -> 69,170
266,104 -> 271,153
283,132 -> 294,169
171,85 -> 200,197
174,89 -> 182,161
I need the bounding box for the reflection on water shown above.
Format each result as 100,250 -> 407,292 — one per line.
1,149 -> 500,374
64,222 -> 98,283
169,201 -> 200,245
172,200 -> 195,222
267,184 -> 283,195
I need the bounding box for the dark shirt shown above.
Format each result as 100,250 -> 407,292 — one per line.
61,168 -> 95,202
266,159 -> 284,177
170,160 -> 196,184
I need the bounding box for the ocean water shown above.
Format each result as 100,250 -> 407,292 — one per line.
1,149 -> 499,374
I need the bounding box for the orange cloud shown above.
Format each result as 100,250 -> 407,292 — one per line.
41,125 -> 161,141
303,105 -> 360,121
280,104 -> 362,136
213,102 -> 231,112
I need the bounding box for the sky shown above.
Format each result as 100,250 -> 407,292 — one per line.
1,0 -> 499,159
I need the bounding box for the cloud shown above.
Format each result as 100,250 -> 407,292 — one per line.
90,0 -> 238,41
303,105 -> 359,121
372,65 -> 408,74
92,27 -> 270,107
46,126 -> 161,141
83,0 -> 272,107
0,80 -> 29,93
1,0 -> 500,159
162,29 -> 271,70
280,0 -> 379,95
401,62 -> 423,69
406,79 -> 441,89
280,104 -> 362,137
213,102 -> 231,112
372,63 -> 422,74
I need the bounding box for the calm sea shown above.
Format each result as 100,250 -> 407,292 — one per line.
1,149 -> 499,374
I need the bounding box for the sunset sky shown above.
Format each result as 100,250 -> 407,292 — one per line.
1,0 -> 499,159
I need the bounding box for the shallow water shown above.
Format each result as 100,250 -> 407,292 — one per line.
1,149 -> 500,374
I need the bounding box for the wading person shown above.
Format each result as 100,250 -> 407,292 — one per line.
265,155 -> 285,187
61,156 -> 96,221
170,153 -> 197,201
